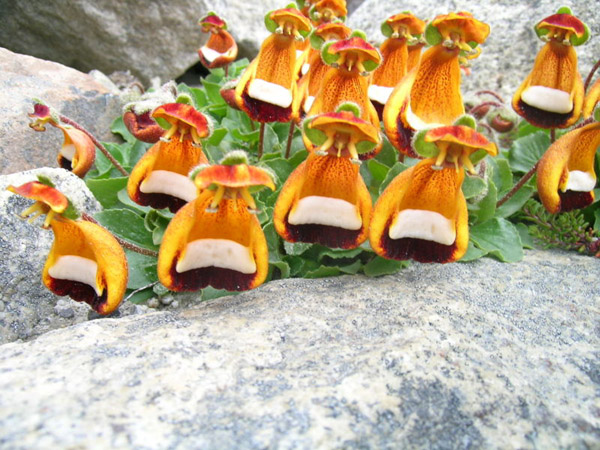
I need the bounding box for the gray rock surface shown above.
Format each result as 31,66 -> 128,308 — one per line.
0,48 -> 122,174
0,0 -> 283,85
0,250 -> 598,448
348,0 -> 600,101
0,168 -> 103,344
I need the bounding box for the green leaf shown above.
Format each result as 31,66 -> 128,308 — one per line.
594,208 -> 600,232
470,218 -> 524,262
202,79 -> 226,106
284,241 -> 312,256
86,177 -> 128,209
201,286 -> 235,301
110,116 -> 136,144
269,260 -> 291,280
367,159 -> 389,183
515,222 -> 535,249
316,246 -> 363,260
305,265 -> 341,279
488,157 -> 513,194
453,114 -> 477,128
363,256 -> 407,276
94,142 -> 126,176
425,22 -> 442,45
469,179 -> 497,224
126,288 -> 156,305
338,259 -> 363,274
462,175 -> 487,199
375,136 -> 399,167
95,209 -> 158,250
412,129 -> 439,158
495,184 -> 535,219
508,131 -> 550,173
124,141 -> 150,169
459,241 -> 487,262
125,250 -> 158,290
117,189 -> 152,214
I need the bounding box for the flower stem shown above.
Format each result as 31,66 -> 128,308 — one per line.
584,59 -> 600,92
258,122 -> 265,159
285,121 -> 295,159
59,115 -> 129,177
496,162 -> 539,208
474,90 -> 505,103
82,213 -> 158,257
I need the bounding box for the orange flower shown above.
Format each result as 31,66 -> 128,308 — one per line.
537,122 -> 600,213
274,106 -> 377,248
235,6 -> 312,123
28,102 -> 95,177
512,7 -> 589,128
583,77 -> 600,119
384,12 -> 489,157
308,0 -> 347,25
197,12 -> 238,70
293,22 -> 352,119
158,151 -> 275,292
370,125 -> 496,263
127,103 -> 211,213
369,12 -> 426,118
7,181 -> 128,315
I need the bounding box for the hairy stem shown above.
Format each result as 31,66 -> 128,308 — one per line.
59,115 -> 129,176
285,121 -> 295,159
82,213 -> 158,257
584,59 -> 600,92
496,162 -> 539,207
474,90 -> 505,103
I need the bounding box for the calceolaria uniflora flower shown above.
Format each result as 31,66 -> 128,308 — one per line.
537,122 -> 600,214
512,6 -> 589,128
197,12 -> 238,70
384,12 -> 489,157
235,5 -> 312,123
7,181 -> 128,315
370,125 -> 497,263
158,151 -> 275,292
127,103 -> 212,213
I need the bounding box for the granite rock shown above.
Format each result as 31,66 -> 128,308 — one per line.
0,250 -> 597,448
348,0 -> 600,101
0,0 -> 283,86
0,48 -> 123,174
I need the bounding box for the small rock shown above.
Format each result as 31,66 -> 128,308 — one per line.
160,295 -> 174,306
53,300 -> 74,319
147,298 -> 160,309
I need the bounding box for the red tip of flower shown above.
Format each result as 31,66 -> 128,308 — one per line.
537,13 -> 586,37
7,181 -> 68,213
329,36 -> 380,63
123,110 -> 163,143
199,13 -> 227,30
152,103 -> 211,138
29,103 -> 51,120
313,22 -> 352,40
194,164 -> 275,191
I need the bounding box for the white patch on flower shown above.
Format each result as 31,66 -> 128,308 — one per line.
200,46 -> 225,63
303,95 -> 315,113
368,85 -> 394,105
565,170 -> 596,192
176,239 -> 256,274
248,79 -> 293,108
140,170 -> 197,203
48,255 -> 101,296
301,63 -> 310,75
288,196 -> 362,230
405,103 -> 444,130
521,86 -> 573,114
60,144 -> 76,161
296,50 -> 304,59
389,209 -> 455,245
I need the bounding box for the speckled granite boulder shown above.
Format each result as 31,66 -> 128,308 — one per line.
0,48 -> 122,174
0,0 -> 283,85
348,1 -> 600,101
0,168 -> 103,343
0,250 -> 598,448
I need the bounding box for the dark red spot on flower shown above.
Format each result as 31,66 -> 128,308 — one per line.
558,190 -> 594,212
49,278 -> 107,312
283,217 -> 363,249
132,189 -> 188,213
242,85 -> 292,123
169,264 -> 255,291
516,99 -> 573,129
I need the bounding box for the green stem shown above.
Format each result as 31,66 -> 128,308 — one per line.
59,115 -> 129,177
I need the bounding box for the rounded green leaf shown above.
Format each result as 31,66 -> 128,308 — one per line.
380,21 -> 393,38
264,10 -> 278,33
424,22 -> 442,46
412,129 -> 439,158
453,114 -> 477,129
302,118 -> 327,145
321,41 -> 340,65
356,140 -> 377,154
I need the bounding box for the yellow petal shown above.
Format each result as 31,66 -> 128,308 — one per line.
512,42 -> 583,128
537,122 -> 600,213
370,158 -> 468,263
583,78 -> 600,118
274,153 -> 372,249
158,190 -> 268,291
43,218 -> 128,315
198,29 -> 238,69
57,125 -> 96,178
